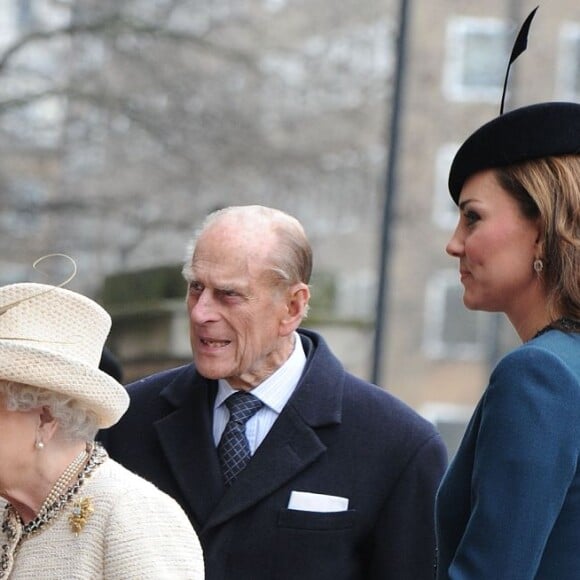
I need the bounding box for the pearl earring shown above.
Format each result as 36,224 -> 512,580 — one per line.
35,439 -> 45,450
533,259 -> 544,273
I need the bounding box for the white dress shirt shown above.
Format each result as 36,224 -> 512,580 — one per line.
213,332 -> 307,454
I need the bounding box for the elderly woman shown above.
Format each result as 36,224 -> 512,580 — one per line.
0,281 -> 204,578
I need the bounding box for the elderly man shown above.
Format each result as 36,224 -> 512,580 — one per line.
101,205 -> 447,580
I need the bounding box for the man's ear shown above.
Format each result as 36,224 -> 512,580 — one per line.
279,283 -> 310,336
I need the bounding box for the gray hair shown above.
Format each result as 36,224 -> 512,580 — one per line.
0,380 -> 99,441
182,205 -> 313,287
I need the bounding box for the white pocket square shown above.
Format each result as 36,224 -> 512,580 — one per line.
287,491 -> 349,513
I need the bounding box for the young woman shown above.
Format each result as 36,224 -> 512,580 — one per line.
436,101 -> 580,579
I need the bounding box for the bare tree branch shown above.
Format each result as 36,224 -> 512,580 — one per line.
0,13 -> 257,75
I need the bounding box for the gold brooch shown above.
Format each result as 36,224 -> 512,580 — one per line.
69,497 -> 94,535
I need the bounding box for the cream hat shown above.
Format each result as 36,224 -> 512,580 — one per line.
0,283 -> 129,428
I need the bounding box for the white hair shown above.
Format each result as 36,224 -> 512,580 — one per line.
0,380 -> 99,441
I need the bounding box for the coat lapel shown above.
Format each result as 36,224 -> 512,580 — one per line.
201,403 -> 327,531
202,330 -> 345,532
154,369 -> 225,526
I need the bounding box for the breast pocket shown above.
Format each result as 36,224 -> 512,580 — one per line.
274,509 -> 357,579
278,508 -> 356,530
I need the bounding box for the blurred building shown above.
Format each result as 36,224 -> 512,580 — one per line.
1,1 -> 580,453
389,1 -> 580,445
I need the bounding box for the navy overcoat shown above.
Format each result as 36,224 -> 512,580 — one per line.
102,329 -> 447,580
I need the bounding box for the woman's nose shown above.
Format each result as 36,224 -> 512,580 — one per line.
446,227 -> 463,258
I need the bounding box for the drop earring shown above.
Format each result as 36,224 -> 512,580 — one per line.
533,259 -> 544,273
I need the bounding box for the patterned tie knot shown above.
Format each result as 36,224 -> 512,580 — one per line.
225,391 -> 263,425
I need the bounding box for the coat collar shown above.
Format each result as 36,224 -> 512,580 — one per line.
154,367 -> 224,526
286,329 -> 344,426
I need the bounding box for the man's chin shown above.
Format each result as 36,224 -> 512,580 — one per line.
192,357 -> 225,378
196,368 -> 223,381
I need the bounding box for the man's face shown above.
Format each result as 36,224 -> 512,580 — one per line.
186,221 -> 292,390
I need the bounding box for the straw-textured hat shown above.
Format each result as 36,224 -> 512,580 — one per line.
0,283 -> 129,428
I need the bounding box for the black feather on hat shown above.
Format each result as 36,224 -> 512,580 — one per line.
448,7 -> 580,204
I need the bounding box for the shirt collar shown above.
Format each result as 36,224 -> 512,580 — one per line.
215,332 -> 306,413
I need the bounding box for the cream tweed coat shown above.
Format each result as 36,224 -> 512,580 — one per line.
0,455 -> 204,579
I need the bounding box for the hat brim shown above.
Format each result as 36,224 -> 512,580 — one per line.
448,102 -> 580,203
0,342 -> 129,428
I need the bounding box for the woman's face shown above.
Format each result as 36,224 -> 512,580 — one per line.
446,169 -> 542,319
0,395 -> 39,495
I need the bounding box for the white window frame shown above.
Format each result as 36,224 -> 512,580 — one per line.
556,22 -> 580,101
433,143 -> 460,230
423,269 -> 486,360
442,17 -> 510,103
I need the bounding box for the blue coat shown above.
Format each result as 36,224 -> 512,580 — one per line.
436,330 -> 580,579
101,329 -> 447,580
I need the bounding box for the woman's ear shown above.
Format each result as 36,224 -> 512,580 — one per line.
279,283 -> 310,336
37,406 -> 58,443
534,216 -> 544,247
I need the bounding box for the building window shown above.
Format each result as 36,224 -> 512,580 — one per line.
443,17 -> 510,103
309,270 -> 376,322
335,270 -> 375,321
423,270 -> 486,360
433,143 -> 459,229
556,22 -> 580,100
